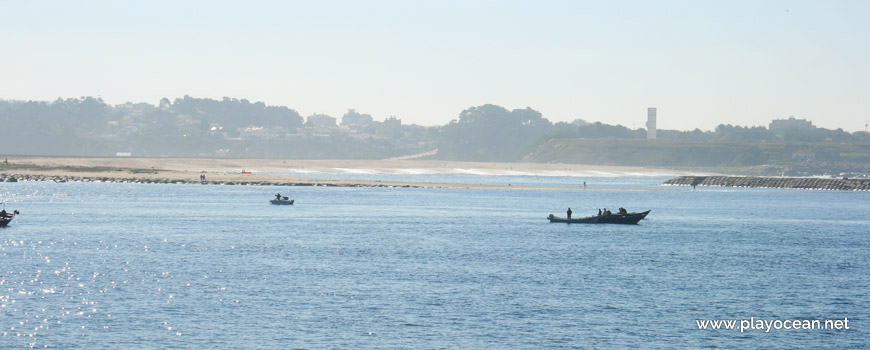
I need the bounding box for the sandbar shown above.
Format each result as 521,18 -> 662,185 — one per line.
0,156 -> 706,190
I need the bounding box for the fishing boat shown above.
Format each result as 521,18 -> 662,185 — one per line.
270,194 -> 294,205
548,210 -> 650,224
0,203 -> 18,227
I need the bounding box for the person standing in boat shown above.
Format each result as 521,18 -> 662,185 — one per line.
567,208 -> 572,219
275,193 -> 282,200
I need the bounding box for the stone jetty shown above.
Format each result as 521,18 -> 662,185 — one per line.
662,176 -> 870,191
0,173 -> 420,188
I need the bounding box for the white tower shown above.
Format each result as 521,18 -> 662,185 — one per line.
646,107 -> 657,139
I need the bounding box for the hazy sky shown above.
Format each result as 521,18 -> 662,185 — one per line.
2,0 -> 868,131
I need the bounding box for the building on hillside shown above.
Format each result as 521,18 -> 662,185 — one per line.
239,126 -> 289,140
376,116 -> 402,139
208,124 -> 227,138
646,108 -> 657,139
306,114 -> 337,128
769,116 -> 814,133
341,109 -> 374,126
792,150 -> 815,160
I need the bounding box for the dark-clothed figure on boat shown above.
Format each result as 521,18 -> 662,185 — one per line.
548,209 -> 650,224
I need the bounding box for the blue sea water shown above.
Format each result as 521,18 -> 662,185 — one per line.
261,168 -> 666,188
1,176 -> 868,349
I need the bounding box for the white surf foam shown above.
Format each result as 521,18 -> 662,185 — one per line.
332,168 -> 380,174
286,169 -> 322,174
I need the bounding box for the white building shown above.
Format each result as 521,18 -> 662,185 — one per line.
306,114 -> 337,128
341,109 -> 374,126
646,108 -> 657,139
769,116 -> 814,134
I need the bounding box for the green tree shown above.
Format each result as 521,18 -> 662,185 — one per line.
438,104 -> 552,161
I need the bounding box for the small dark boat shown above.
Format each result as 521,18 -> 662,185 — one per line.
548,210 -> 650,224
0,208 -> 19,227
271,193 -> 294,205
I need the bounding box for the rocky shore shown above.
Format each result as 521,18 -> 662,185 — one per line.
0,172 -> 447,188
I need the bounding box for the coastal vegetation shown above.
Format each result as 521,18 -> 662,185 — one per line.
2,96 -> 869,175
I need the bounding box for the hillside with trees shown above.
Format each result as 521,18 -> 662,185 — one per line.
2,96 -> 870,175
438,104 -> 554,161
0,96 -> 433,159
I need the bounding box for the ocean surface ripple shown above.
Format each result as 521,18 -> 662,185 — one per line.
1,176 -> 867,349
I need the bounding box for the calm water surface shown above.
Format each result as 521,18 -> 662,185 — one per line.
1,176 -> 868,349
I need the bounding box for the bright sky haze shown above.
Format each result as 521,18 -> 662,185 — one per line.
2,0 -> 868,131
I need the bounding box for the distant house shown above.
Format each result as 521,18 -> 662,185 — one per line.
341,109 -> 374,126
770,116 -> 814,134
792,150 -> 815,160
239,126 -> 268,140
239,126 -> 290,140
376,116 -> 402,139
207,123 -> 224,135
306,114 -> 337,128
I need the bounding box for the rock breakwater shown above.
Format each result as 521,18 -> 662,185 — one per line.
662,176 -> 870,191
0,173 -> 421,188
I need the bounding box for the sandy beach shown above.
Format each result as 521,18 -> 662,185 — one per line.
0,156 -> 700,189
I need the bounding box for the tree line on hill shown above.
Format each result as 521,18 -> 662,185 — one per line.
1,96 -> 869,167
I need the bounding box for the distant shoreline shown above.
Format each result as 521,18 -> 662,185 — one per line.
0,156 -> 708,190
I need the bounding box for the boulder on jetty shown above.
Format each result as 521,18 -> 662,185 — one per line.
0,172 -> 447,189
662,176 -> 870,191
